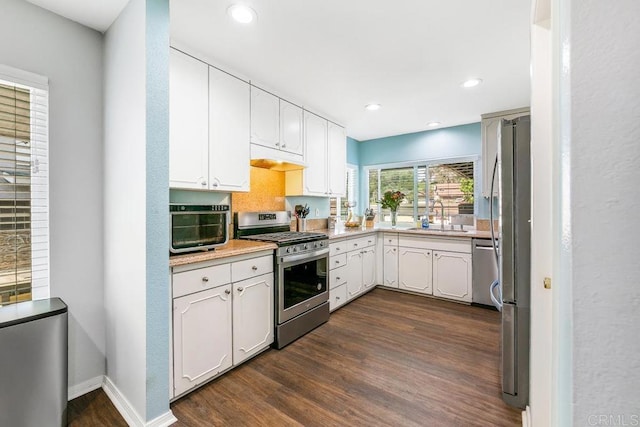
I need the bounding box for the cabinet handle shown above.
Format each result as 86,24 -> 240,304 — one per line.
252,265 -> 258,271
275,142 -> 280,147
212,182 -> 218,187
237,286 -> 244,292
224,289 -> 230,295
200,179 -> 207,186
354,243 -> 358,247
336,247 -> 340,251
368,240 -> 372,244
335,260 -> 340,264
336,296 -> 340,300
336,277 -> 341,280
393,248 -> 396,252
281,144 -> 287,148
202,277 -> 209,282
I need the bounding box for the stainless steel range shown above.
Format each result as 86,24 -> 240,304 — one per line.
235,211 -> 329,349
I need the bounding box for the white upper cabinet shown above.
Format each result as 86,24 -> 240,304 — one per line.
250,86 -> 280,149
279,99 -> 303,156
169,49 -> 209,190
327,121 -> 346,197
209,66 -> 250,192
481,108 -> 529,197
302,111 -> 328,196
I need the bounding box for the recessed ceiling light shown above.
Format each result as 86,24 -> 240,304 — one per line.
461,78 -> 483,88
365,103 -> 381,111
227,4 -> 257,24
427,121 -> 441,127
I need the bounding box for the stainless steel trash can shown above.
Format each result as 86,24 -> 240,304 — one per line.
0,298 -> 68,427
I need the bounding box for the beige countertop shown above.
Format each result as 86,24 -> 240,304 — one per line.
321,226 -> 494,240
169,240 -> 277,267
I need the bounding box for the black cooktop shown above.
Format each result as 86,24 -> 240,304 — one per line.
240,231 -> 327,245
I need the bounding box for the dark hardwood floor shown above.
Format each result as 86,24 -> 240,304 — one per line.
69,288 -> 522,426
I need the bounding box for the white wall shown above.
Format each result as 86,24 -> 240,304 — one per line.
0,0 -> 106,393
559,0 -> 640,425
529,1 -> 553,425
104,0 -> 148,420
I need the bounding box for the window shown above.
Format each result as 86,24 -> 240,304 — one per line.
367,159 -> 475,225
0,67 -> 49,306
330,164 -> 358,220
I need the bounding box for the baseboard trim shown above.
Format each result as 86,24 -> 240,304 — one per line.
102,376 -> 177,427
522,405 -> 532,427
68,375 -> 104,400
146,411 -> 178,427
102,376 -> 145,426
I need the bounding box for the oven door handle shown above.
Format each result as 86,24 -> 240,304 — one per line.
278,248 -> 329,266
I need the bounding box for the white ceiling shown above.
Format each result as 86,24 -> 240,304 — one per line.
26,0 -> 531,141
172,0 -> 531,141
26,0 -> 128,33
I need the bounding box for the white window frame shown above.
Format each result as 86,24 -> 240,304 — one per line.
0,65 -> 50,302
363,156 -> 479,226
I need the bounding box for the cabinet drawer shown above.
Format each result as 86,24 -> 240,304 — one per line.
347,237 -> 371,251
330,240 -> 347,257
330,265 -> 347,289
383,233 -> 398,246
173,263 -> 231,298
398,236 -> 471,253
330,253 -> 347,270
231,255 -> 273,282
329,283 -> 347,311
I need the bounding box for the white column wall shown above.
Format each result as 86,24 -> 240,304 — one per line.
103,0 -> 148,420
563,1 -> 640,425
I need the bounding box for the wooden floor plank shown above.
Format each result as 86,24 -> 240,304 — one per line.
68,288 -> 522,426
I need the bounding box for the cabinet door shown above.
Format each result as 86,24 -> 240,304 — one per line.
345,250 -> 363,300
398,247 -> 433,294
327,122 -> 346,197
250,86 -> 279,149
481,117 -> 500,197
232,273 -> 274,365
303,111 -> 328,196
209,67 -> 250,191
383,246 -> 399,288
432,251 -> 472,302
362,247 -> 377,291
279,100 -> 303,156
169,49 -> 209,190
173,285 -> 232,397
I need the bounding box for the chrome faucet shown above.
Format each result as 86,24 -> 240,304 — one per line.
430,199 -> 445,230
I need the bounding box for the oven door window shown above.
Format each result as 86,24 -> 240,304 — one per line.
282,257 -> 328,310
171,213 -> 226,250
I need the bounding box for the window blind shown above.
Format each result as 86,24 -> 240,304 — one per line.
0,67 -> 49,305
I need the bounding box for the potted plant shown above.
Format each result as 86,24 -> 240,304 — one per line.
458,178 -> 474,214
379,190 -> 406,227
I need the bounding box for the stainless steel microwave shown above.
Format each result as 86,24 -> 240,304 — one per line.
170,204 -> 230,254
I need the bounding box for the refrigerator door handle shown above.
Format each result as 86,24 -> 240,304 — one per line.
502,303 -> 517,395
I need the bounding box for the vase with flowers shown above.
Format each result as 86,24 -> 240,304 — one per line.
379,190 -> 406,227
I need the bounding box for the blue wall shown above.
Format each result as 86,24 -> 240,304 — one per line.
347,136 -> 360,165
352,122 -> 494,218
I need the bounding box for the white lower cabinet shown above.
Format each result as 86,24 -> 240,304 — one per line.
232,273 -> 274,365
383,245 -> 399,288
362,247 -> 377,291
173,284 -> 233,397
432,251 -> 472,302
171,252 -> 273,398
345,250 -> 363,300
398,247 -> 433,294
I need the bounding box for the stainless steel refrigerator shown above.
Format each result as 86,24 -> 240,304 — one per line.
491,115 -> 531,409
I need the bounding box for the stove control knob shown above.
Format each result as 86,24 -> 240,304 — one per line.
286,247 -> 291,254
293,247 -> 298,252
304,244 -> 308,250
